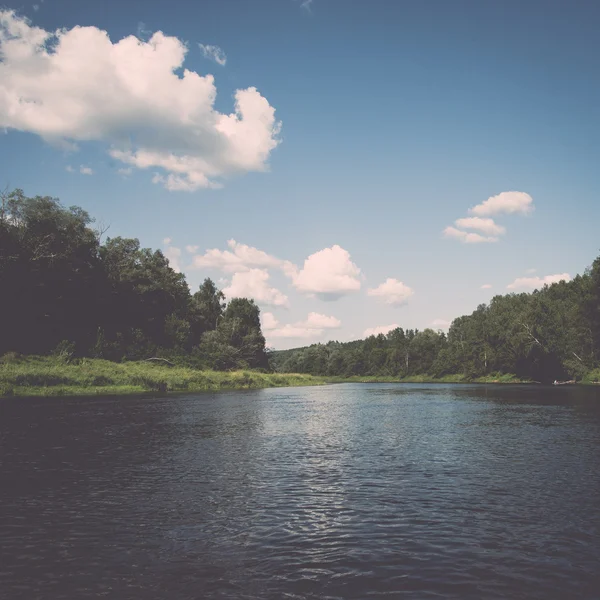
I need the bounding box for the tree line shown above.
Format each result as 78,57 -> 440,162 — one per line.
272,258 -> 600,383
0,190 -> 268,370
2,189 -> 599,382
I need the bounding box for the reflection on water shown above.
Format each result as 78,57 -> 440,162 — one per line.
1,384 -> 600,599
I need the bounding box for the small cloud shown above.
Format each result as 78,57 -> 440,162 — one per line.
261,312 -> 279,331
507,273 -> 571,290
443,226 -> 498,244
454,217 -> 505,237
293,245 -> 361,300
191,239 -> 295,276
117,167 -> 132,176
79,165 -> 93,175
32,4 -> 39,11
264,311 -> 341,340
481,284 -> 493,289
162,238 -> 182,272
367,278 -> 414,306
198,43 -> 227,66
430,319 -> 451,330
185,245 -> 199,254
526,268 -> 536,274
363,324 -> 399,338
469,191 -> 534,217
65,165 -> 74,173
223,269 -> 289,308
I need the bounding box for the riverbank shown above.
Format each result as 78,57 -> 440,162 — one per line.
326,373 -> 532,384
2,356 -> 598,398
0,356 -> 327,397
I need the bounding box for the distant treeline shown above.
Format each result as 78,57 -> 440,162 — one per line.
272,258 -> 600,384
0,189 -> 268,370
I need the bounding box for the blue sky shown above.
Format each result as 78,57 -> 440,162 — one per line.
1,0 -> 599,348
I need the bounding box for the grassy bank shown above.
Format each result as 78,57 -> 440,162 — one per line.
0,355 -> 327,397
326,373 -> 531,384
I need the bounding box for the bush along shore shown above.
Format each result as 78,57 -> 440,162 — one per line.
0,355 -> 327,398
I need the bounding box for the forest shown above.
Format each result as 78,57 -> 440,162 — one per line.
0,189 -> 268,370
271,263 -> 600,383
2,189 -> 599,384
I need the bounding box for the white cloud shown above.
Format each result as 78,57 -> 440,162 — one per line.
264,311 -> 341,340
304,312 -> 341,329
163,238 -> 181,272
363,324 -> 399,337
454,217 -> 505,236
32,5 -> 39,12
0,11 -> 281,191
261,312 -> 279,331
526,268 -> 536,274
292,245 -> 361,300
469,191 -> 534,217
367,278 -> 414,306
65,165 -> 74,173
443,226 -> 498,244
117,167 -> 132,176
185,245 -> 199,254
223,269 -> 289,307
198,43 -> 227,66
191,239 -> 296,276
430,319 -> 451,330
481,283 -> 493,289
79,165 -> 93,175
507,272 -> 571,290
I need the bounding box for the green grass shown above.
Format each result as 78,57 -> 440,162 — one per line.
0,355 -> 327,397
325,372 -> 531,384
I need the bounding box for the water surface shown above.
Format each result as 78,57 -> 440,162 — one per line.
1,383 -> 600,599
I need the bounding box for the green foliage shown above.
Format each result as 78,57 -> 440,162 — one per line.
0,356 -> 325,397
0,189 -> 268,370
272,262 -> 600,384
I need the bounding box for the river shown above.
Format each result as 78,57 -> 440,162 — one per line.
1,383 -> 599,599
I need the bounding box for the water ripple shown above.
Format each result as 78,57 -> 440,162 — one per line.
1,384 -> 600,599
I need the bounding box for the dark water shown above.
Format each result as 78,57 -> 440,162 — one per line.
1,384 -> 600,599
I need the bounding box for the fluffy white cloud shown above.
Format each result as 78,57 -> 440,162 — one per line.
367,278 -> 414,306
0,11 -> 281,191
264,311 -> 341,340
191,239 -> 296,275
292,245 -> 361,300
163,238 -> 182,272
261,312 -> 279,331
304,312 -> 341,329
65,165 -> 74,173
223,269 -> 289,307
443,226 -> 498,244
454,217 -> 505,236
469,191 -> 534,217
198,43 -> 227,66
481,283 -> 493,289
507,273 -> 571,290
185,245 -> 199,254
117,167 -> 132,176
363,324 -> 399,337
